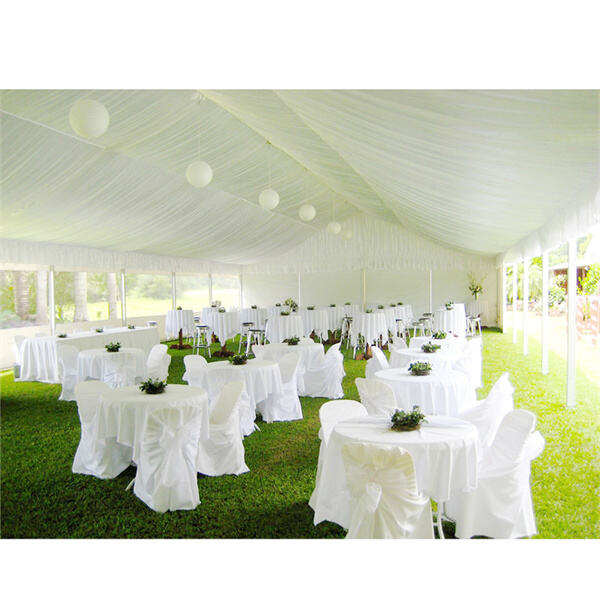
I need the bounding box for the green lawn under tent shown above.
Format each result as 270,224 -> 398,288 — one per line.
1,328 -> 598,539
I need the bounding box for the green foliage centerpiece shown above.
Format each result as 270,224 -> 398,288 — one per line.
105,342 -> 121,353
285,337 -> 300,346
421,342 -> 441,354
445,302 -> 454,310
139,379 -> 167,394
307,306 -> 315,310
432,331 -> 447,339
377,304 -> 384,309
408,361 -> 432,376
365,308 -> 373,313
251,305 -> 257,309
329,303 -> 336,308
218,307 -> 226,313
390,406 -> 427,432
468,272 -> 486,300
344,302 -> 351,305
280,310 -> 290,316
57,333 -> 67,338
229,353 -> 248,365
397,301 -> 404,305
176,306 -> 182,310
95,328 -> 104,333
284,298 -> 298,312
127,324 -> 135,329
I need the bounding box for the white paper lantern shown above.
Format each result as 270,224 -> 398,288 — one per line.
342,229 -> 353,240
186,161 -> 213,188
327,221 -> 342,235
299,204 -> 316,222
69,99 -> 110,138
259,188 -> 280,210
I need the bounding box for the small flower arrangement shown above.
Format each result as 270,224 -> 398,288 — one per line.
229,353 -> 248,365
128,324 -> 135,329
408,361 -> 432,376
344,302 -> 351,305
390,303 -> 396,307
275,303 -> 281,307
285,337 -> 300,346
390,406 -> 427,432
280,311 -> 290,316
432,331 -> 447,339
398,301 -> 404,305
176,306 -> 182,310
95,328 -> 104,333
251,305 -> 257,309
307,306 -> 315,310
468,272 -> 485,299
139,378 -> 167,394
445,302 -> 454,310
57,333 -> 67,338
421,342 -> 441,354
105,342 -> 121,353
329,304 -> 336,307
218,307 -> 226,313
365,309 -> 373,313
284,298 -> 298,312
211,303 -> 217,308
377,304 -> 384,309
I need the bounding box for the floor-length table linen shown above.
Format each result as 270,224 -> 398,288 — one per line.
265,314 -> 304,343
349,312 -> 388,347
206,311 -> 239,343
251,342 -> 325,394
96,384 -> 210,464
467,300 -> 488,318
200,307 -> 219,325
238,308 -> 268,328
434,303 -> 467,336
324,306 -> 346,331
373,367 -> 476,416
18,326 -> 160,384
165,309 -> 195,338
298,309 -> 330,339
310,415 -> 479,528
77,348 -> 147,385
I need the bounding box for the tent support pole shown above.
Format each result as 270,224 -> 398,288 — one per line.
297,271 -> 301,308
239,268 -> 244,307
523,259 -> 529,355
429,269 -> 433,313
501,264 -> 507,333
541,252 -> 549,374
566,238 -> 577,408
171,272 -> 177,311
512,264 -> 518,344
120,269 -> 127,326
49,266 -> 55,336
208,273 -> 213,306
361,268 -> 366,311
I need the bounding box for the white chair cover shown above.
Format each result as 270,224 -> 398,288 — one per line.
458,372 -> 514,451
196,381 -> 249,477
454,337 -> 483,389
303,343 -> 345,399
57,343 -> 79,401
182,354 -> 208,383
365,346 -> 390,378
299,336 -> 315,344
355,377 -> 397,417
134,405 -> 204,512
257,353 -> 302,422
147,344 -> 171,381
342,443 -> 434,539
446,409 -> 542,539
72,381 -> 133,478
13,335 -> 26,365
388,336 -> 407,351
318,400 -> 368,446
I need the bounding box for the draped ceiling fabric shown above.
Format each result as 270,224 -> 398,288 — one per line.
1,90 -> 598,272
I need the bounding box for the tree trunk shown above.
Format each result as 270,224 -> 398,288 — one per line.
13,271 -> 30,320
73,272 -> 89,322
106,272 -> 118,319
36,271 -> 48,324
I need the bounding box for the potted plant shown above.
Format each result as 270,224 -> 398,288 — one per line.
229,353 -> 248,365
139,379 -> 167,394
285,337 -> 300,346
421,342 -> 441,354
284,298 -> 298,312
408,361 -> 432,376
390,406 -> 427,432
468,272 -> 485,300
105,342 -> 121,353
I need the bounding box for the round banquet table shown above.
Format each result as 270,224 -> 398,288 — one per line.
324,306 -> 346,331
165,309 -> 195,338
238,307 -> 268,328
389,348 -> 458,371
251,342 -> 325,394
373,367 -> 476,416
96,384 -> 210,463
309,415 -> 479,528
298,309 -> 330,339
208,311 -> 239,343
434,304 -> 467,337
467,299 -> 488,318
265,314 -> 304,343
409,335 -> 467,354
77,347 -> 147,387
376,308 -> 398,332
350,312 -> 388,347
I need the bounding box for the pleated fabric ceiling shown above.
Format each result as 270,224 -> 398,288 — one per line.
1,90 -> 598,269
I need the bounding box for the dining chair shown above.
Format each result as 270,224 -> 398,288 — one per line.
355,377 -> 397,417
57,343 -> 79,401
303,343 -> 345,399
182,354 -> 208,387
197,381 -> 249,477
365,346 -> 390,379
146,344 -> 170,380
318,400 -> 368,446
258,353 -> 302,422
445,409 -> 543,538
342,442 -> 434,538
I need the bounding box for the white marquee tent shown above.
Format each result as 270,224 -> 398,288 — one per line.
1,90 -> 599,402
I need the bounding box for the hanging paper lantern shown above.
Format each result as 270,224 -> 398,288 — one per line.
259,188 -> 280,210
342,229 -> 353,240
327,221 -> 342,235
69,99 -> 110,138
299,204 -> 316,222
186,161 -> 213,188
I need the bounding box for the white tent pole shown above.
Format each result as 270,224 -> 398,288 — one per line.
512,264 -> 518,344
297,271 -> 301,308
120,269 -> 126,325
501,264 -> 507,333
239,268 -> 244,307
171,271 -> 177,310
362,268 -> 366,310
523,259 -> 529,355
429,270 -> 433,313
208,273 -> 213,306
48,265 -> 55,336
541,251 -> 549,374
566,238 -> 577,408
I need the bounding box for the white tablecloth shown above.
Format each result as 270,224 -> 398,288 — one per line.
200,307 -> 220,325
389,348 -> 458,371
238,308 -> 268,328
324,306 -> 346,331
434,303 -> 467,337
310,415 -> 479,527
206,311 -> 239,343
299,309 -> 330,339
18,326 -> 160,384
467,300 -> 488,319
252,342 -> 325,394
265,314 -> 304,343
409,335 -> 467,354
393,305 -> 412,323
165,309 -> 195,338
350,312 -> 388,346
96,384 -> 210,464
377,308 -> 398,332
373,367 -> 477,416
77,347 -> 147,385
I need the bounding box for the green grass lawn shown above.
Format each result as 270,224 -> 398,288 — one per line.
0,329 -> 598,538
